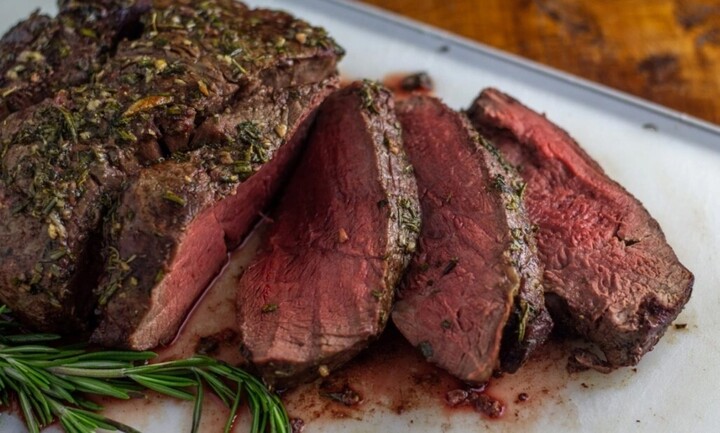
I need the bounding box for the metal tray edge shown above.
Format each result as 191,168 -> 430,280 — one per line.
325,0 -> 720,137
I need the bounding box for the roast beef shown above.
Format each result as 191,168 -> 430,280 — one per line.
91,78 -> 337,349
468,88 -> 694,370
0,0 -> 150,120
236,81 -> 420,386
392,96 -> 552,384
0,0 -> 342,346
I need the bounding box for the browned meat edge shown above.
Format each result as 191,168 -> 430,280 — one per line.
468,88 -> 693,371
92,78 -> 338,349
393,95 -> 550,384
236,81 -> 420,386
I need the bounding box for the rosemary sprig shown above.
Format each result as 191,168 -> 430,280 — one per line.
0,305 -> 289,433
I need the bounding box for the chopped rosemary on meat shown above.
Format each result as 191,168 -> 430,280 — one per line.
517,300 -> 531,342
359,80 -> 382,114
237,121 -> 269,164
0,304 -> 290,433
441,257 -> 459,276
123,95 -> 174,117
397,197 -> 421,234
418,341 -> 434,359
261,303 -> 279,314
162,190 -> 187,207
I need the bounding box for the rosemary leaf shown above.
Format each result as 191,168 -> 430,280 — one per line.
18,390 -> 40,433
126,374 -> 195,400
195,368 -> 234,405
0,304 -> 290,433
62,376 -> 132,399
191,371 -> 203,433
225,386 -> 243,433
0,334 -> 61,344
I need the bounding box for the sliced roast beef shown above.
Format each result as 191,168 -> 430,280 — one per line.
0,0 -> 342,339
468,88 -> 693,370
392,96 -> 551,384
91,78 -> 338,349
236,81 -> 420,386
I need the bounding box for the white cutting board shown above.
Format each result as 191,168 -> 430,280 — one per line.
1,1 -> 719,432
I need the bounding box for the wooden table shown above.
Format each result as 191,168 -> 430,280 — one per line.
358,0 -> 720,125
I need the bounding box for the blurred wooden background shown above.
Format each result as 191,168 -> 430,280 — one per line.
357,0 -> 720,125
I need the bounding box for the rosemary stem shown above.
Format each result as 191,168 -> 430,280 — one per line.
0,304 -> 291,433
47,366 -> 128,378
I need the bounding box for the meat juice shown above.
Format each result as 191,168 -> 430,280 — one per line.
139,224 -> 576,430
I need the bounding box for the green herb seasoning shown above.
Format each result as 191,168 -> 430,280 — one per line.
261,303 -> 279,314
418,341 -> 434,359
162,190 -> 187,207
237,121 -> 269,165
123,95 -> 174,117
442,257 -> 459,276
359,80 -> 382,115
517,300 -> 531,342
398,197 -> 421,234
97,247 -> 137,306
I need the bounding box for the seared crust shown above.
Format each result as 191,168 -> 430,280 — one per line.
393,96 -> 550,384
0,0 -> 342,343
468,88 -> 693,370
236,81 -> 420,386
